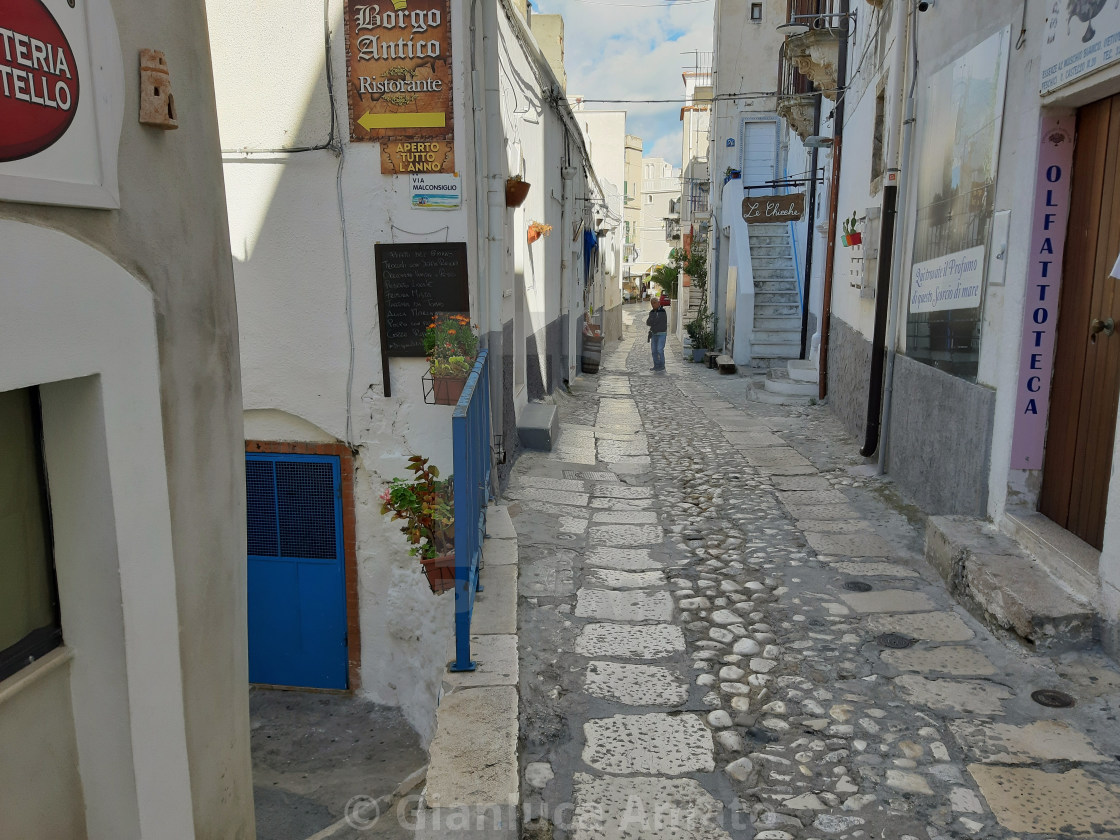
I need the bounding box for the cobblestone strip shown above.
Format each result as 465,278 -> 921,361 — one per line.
515,310 -> 1120,840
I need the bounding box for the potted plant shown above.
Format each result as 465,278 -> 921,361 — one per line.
505,175 -> 531,207
424,313 -> 479,405
379,455 -> 456,594
527,221 -> 552,244
842,211 -> 862,247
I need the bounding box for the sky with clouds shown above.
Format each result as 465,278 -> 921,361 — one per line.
532,0 -> 714,167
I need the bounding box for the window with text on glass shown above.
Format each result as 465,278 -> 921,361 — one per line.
0,387 -> 62,683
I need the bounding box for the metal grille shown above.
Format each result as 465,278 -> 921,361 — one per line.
276,461 -> 337,560
246,460 -> 278,557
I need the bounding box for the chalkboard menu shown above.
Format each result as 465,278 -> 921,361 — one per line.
375,242 -> 470,357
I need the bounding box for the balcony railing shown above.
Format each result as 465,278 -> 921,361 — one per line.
449,350 -> 492,673
786,0 -> 841,29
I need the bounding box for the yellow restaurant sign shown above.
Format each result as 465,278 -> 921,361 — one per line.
344,0 -> 455,174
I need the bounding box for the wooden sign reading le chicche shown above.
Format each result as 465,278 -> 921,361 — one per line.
743,193 -> 806,224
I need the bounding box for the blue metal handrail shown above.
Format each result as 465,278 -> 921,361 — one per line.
449,350 -> 492,673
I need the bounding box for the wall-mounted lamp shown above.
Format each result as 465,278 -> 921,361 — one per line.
804,135 -> 834,149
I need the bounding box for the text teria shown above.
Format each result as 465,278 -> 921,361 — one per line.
354,5 -> 444,61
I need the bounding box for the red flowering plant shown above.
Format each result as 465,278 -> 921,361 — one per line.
423,313 -> 479,378
379,455 -> 454,560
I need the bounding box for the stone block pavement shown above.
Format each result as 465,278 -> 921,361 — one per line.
510,307 -> 1120,840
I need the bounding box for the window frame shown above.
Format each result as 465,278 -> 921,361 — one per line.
0,387 -> 63,684
750,3 -> 763,22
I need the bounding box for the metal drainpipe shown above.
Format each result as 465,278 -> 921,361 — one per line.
482,0 -> 505,444
469,0 -> 489,346
878,0 -> 919,473
817,0 -> 851,401
799,92 -> 823,360
860,0 -> 910,457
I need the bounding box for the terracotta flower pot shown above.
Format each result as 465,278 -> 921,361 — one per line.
505,178 -> 531,207
432,375 -> 468,405
528,227 -> 541,244
420,553 -> 456,594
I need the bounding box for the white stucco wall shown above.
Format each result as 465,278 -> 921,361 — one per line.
209,0 -> 604,739
0,0 -> 253,834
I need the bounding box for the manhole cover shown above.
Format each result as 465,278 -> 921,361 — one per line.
1031,689 -> 1076,708
843,581 -> 873,592
877,633 -> 917,649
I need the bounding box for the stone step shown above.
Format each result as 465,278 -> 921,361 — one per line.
751,245 -> 792,258
755,279 -> 799,292
752,329 -> 802,344
752,267 -> 796,279
926,516 -> 1096,650
755,303 -> 800,317
747,234 -> 788,245
747,382 -> 813,405
755,316 -> 803,332
756,291 -> 802,304
751,341 -> 802,359
1001,509 -> 1100,597
747,223 -> 787,234
764,375 -> 817,396
787,359 -> 819,383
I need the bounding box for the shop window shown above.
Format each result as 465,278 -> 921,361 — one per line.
0,387 -> 62,683
751,3 -> 763,21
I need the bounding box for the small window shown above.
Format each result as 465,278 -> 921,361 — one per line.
0,387 -> 62,683
750,3 -> 763,21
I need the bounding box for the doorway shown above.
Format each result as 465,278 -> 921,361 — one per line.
246,451 -> 349,689
1040,94 -> 1120,549
741,119 -> 779,190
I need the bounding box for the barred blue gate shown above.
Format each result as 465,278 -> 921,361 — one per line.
246,453 -> 348,689
450,350 -> 492,672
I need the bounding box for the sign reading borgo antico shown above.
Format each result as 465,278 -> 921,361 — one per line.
743,193 -> 805,224
344,0 -> 455,175
1,0 -> 80,161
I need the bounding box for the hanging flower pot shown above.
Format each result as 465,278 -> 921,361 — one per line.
506,177 -> 531,207
420,553 -> 456,594
848,231 -> 863,246
527,221 -> 552,244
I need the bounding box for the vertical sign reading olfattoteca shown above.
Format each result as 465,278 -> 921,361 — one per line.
1010,115 -> 1076,470
344,0 -> 455,175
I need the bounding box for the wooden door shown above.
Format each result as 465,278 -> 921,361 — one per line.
1040,94 -> 1120,549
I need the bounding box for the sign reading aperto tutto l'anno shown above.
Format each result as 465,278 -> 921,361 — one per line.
344,0 -> 456,175
742,193 -> 805,224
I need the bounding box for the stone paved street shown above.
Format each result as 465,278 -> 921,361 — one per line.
510,306 -> 1120,840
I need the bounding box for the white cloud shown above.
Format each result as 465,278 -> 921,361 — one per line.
534,0 -> 714,168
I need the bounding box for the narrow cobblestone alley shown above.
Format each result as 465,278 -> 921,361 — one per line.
509,306 -> 1120,840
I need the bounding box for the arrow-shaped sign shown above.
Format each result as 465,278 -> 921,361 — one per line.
357,111 -> 446,132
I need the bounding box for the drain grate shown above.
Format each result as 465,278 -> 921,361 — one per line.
877,633 -> 917,649
843,581 -> 873,592
1031,689 -> 1076,708
564,470 -> 618,482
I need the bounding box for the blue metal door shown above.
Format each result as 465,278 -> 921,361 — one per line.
246,453 -> 348,689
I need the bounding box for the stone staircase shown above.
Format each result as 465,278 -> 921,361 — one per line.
749,223 -> 802,360
749,357 -> 819,405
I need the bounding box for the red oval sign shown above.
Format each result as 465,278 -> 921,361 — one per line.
0,0 -> 81,162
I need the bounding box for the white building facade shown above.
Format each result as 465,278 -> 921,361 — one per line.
0,0 -> 254,836
208,0 -> 608,741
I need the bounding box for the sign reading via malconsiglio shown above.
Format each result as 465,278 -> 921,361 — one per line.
742,193 -> 805,224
